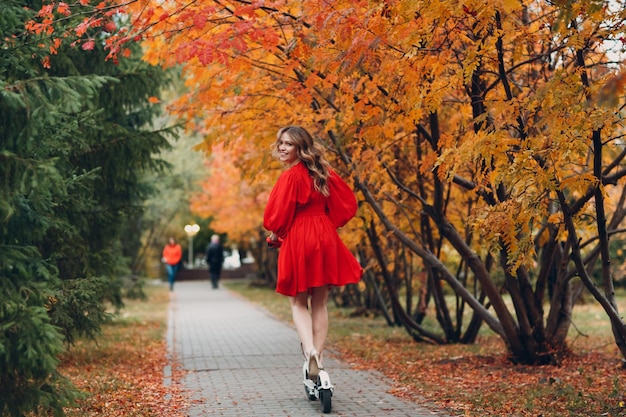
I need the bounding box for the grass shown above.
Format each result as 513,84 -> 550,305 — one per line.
223,279 -> 626,417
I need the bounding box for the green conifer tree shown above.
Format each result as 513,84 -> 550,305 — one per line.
0,1 -> 176,414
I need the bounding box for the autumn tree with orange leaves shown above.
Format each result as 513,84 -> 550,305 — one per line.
31,0 -> 626,367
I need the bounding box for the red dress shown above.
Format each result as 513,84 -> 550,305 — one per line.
263,162 -> 363,296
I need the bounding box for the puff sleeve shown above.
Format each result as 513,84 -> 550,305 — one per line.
325,169 -> 357,228
263,166 -> 311,239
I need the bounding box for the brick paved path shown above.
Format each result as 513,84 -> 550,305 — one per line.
166,280 -> 449,417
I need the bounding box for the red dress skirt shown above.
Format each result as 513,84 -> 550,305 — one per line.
263,162 -> 363,296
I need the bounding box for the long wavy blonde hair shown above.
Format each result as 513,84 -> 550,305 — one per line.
271,126 -> 331,196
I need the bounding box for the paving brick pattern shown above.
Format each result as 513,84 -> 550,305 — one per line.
167,280 -> 450,417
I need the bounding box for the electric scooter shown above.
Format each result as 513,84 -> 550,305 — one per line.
303,361 -> 333,413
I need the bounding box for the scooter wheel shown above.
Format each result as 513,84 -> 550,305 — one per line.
319,388 -> 332,413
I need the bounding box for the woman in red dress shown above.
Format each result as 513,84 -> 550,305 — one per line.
263,126 -> 363,382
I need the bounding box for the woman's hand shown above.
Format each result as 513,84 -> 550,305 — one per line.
266,233 -> 282,249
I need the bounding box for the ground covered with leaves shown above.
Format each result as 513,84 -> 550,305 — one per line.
59,285 -> 188,417
333,333 -> 625,417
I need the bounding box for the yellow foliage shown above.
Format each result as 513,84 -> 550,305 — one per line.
112,0 -> 626,274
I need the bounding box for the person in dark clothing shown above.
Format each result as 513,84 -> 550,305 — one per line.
205,234 -> 224,289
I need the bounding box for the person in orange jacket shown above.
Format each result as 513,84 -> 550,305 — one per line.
162,237 -> 182,291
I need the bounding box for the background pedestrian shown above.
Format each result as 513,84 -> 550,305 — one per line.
205,234 -> 224,289
162,236 -> 183,291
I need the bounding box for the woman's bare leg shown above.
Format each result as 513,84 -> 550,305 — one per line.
290,292 -> 314,355
290,285 -> 329,371
310,285 -> 329,365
